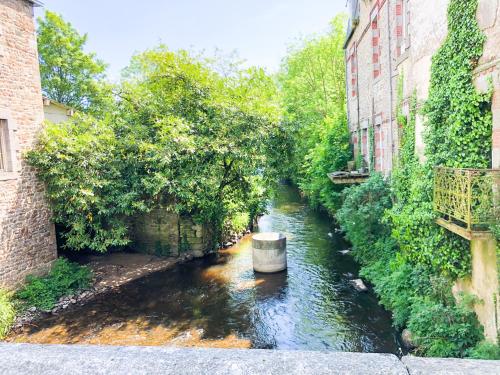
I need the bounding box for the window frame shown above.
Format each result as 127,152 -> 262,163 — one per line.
0,112 -> 20,181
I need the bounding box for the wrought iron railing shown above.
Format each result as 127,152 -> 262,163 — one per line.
434,167 -> 500,231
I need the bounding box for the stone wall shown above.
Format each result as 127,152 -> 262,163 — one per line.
0,0 -> 57,289
132,207 -> 213,258
453,234 -> 499,344
345,0 -> 500,170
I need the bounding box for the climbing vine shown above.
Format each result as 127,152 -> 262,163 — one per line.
388,0 -> 491,278
368,124 -> 375,172
356,123 -> 363,170
423,0 -> 492,169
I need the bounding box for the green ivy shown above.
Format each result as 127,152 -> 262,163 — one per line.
368,124 -> 375,172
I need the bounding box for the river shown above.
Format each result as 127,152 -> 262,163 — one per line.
10,185 -> 402,353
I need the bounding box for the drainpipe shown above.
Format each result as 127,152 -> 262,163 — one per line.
386,0 -> 395,174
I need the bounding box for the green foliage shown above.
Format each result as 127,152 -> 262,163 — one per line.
37,11 -> 112,113
388,0 -> 491,279
29,47 -> 284,252
336,173 -> 394,264
466,341 -> 500,360
16,259 -> 92,311
0,290 -> 15,339
27,115 -> 133,252
279,15 -> 352,214
423,0 -> 491,169
408,294 -> 483,357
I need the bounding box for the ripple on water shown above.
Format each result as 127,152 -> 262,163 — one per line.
9,185 -> 402,354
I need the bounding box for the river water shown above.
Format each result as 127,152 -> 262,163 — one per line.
10,185 -> 402,353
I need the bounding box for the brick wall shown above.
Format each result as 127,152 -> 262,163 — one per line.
345,0 -> 500,171
0,0 -> 57,289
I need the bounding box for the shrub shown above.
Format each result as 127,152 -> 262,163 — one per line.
0,290 -> 15,339
408,295 -> 483,357
466,341 -> 500,360
336,173 -> 394,265
16,258 -> 92,311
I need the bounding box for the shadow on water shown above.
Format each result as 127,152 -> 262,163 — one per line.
10,185 -> 402,353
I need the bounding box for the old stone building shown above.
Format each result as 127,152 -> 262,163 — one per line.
345,0 -> 500,342
345,0 -> 500,172
0,0 -> 57,289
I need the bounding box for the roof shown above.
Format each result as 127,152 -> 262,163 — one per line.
42,96 -> 75,114
26,0 -> 44,7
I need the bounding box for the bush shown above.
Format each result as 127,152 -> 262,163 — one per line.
16,258 -> 92,311
336,173 -> 394,265
0,290 -> 15,339
408,295 -> 483,357
466,341 -> 500,360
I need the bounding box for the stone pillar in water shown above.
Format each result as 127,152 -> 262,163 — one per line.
252,232 -> 287,273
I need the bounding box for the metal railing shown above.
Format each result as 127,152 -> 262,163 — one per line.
433,167 -> 500,231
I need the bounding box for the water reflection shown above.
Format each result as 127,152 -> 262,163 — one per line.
9,185 -> 402,354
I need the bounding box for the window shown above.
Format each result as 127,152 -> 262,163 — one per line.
371,4 -> 381,79
0,118 -> 18,176
396,0 -> 410,57
0,120 -> 7,172
349,44 -> 358,97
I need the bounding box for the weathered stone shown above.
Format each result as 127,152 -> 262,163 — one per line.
402,355 -> 500,375
401,329 -> 416,349
0,344 -> 408,375
0,0 -> 57,290
350,279 -> 368,292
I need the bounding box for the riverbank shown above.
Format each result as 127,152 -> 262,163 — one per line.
10,253 -> 181,332
8,226 -> 251,339
7,185 -> 401,352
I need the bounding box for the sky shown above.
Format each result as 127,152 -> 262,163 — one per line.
35,0 -> 346,80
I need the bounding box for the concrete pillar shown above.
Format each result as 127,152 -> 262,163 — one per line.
454,233 -> 499,343
252,233 -> 287,273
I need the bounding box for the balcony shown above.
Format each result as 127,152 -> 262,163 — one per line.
433,167 -> 500,240
328,160 -> 369,185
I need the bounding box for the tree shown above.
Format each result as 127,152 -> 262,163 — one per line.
37,11 -> 110,113
28,46 -> 284,252
278,15 -> 351,213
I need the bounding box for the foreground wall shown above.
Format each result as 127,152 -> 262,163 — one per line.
1,344 -> 499,375
0,0 -> 57,289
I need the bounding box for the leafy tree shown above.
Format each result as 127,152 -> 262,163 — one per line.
278,15 -> 351,213
37,11 -> 110,113
29,47 -> 284,251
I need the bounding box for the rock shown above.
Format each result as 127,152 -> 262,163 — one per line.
334,228 -> 343,233
327,232 -> 333,237
343,272 -> 354,278
401,329 -> 416,349
28,307 -> 36,313
350,279 -> 368,292
225,242 -> 233,247
338,249 -> 351,255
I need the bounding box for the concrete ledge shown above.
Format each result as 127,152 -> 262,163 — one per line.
1,344 -> 499,374
402,356 -> 500,375
0,344 -> 406,375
